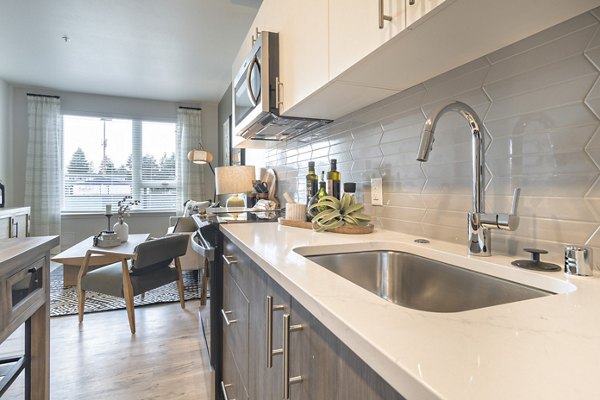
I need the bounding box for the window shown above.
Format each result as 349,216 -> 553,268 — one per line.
63,115 -> 176,212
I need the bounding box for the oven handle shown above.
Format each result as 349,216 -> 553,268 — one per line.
246,56 -> 260,107
190,231 -> 215,262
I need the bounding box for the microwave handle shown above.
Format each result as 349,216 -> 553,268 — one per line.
246,56 -> 260,107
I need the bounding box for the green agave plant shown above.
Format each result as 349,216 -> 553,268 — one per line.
308,194 -> 371,232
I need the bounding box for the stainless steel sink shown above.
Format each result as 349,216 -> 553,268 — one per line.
306,250 -> 554,312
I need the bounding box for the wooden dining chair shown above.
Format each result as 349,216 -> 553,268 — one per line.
77,234 -> 189,334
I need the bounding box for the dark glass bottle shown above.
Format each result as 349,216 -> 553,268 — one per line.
326,159 -> 341,199
305,161 -> 318,204
307,171 -> 327,220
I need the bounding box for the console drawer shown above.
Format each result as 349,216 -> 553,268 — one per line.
3,257 -> 45,331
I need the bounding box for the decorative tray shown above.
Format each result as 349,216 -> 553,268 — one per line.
278,218 -> 374,234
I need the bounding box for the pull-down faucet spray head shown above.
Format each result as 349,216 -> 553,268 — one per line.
416,126 -> 434,162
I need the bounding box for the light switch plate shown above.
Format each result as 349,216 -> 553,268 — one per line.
371,177 -> 383,206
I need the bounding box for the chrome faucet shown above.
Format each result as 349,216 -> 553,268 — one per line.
416,101 -> 520,256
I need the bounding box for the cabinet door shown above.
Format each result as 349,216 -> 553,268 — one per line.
247,257 -> 292,400
0,215 -> 10,239
278,0 -> 329,116
288,299 -> 338,400
329,0 -> 406,79
289,298 -> 406,400
406,0 -> 446,27
222,338 -> 249,400
11,213 -> 29,238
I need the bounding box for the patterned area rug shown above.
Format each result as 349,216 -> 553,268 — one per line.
50,265 -> 203,317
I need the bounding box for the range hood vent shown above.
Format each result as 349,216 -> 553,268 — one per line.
239,113 -> 331,142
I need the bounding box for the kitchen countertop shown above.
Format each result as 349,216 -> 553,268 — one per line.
220,222 -> 600,400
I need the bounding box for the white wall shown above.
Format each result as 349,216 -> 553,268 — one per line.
7,86 -> 218,248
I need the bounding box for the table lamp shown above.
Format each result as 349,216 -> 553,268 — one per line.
215,165 -> 256,208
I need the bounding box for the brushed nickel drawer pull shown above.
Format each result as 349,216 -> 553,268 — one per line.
282,313 -> 303,399
266,295 -> 286,368
221,309 -> 238,326
221,381 -> 235,400
222,255 -> 238,265
378,0 -> 392,29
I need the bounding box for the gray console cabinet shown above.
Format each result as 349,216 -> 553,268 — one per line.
221,235 -> 405,400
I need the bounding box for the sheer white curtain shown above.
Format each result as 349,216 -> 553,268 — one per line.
176,108 -> 205,214
25,95 -> 62,236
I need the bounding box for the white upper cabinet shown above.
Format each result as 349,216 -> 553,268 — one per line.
329,0 -> 406,80
405,0 -> 446,27
233,0 -> 600,121
278,0 -> 329,116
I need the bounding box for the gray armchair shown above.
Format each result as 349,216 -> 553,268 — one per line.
77,234 -> 189,334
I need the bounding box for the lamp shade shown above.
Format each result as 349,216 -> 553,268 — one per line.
215,165 -> 255,195
187,149 -> 213,164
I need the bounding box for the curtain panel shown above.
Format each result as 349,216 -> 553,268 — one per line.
25,95 -> 62,236
176,108 -> 205,215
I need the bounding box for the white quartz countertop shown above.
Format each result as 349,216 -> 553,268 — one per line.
220,222 -> 600,400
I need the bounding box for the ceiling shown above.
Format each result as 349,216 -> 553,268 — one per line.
0,0 -> 261,103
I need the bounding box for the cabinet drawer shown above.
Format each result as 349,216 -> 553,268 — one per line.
5,257 -> 45,329
222,342 -> 249,400
223,265 -> 249,391
223,239 -> 250,292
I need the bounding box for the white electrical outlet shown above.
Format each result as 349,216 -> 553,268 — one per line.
371,177 -> 383,206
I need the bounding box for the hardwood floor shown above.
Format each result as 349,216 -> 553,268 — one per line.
0,300 -> 213,399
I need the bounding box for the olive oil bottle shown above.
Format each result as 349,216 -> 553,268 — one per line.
305,161 -> 318,204
307,171 -> 327,220
327,159 -> 341,199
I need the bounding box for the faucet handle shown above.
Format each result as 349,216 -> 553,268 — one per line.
497,187 -> 520,231
481,188 -> 521,231
511,187 -> 520,215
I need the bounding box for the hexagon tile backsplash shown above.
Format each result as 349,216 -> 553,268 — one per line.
267,8 -> 600,268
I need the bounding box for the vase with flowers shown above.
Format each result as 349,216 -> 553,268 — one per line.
113,196 -> 140,242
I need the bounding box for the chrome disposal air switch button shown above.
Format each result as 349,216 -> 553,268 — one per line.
564,245 -> 594,277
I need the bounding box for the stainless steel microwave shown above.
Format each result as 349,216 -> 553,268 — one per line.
232,31 -> 330,148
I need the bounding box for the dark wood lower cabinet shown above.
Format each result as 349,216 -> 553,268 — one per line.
222,236 -> 406,400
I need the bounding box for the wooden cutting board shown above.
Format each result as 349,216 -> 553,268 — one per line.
278,218 -> 374,234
